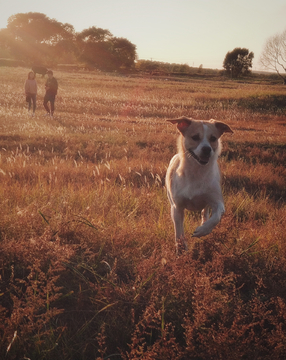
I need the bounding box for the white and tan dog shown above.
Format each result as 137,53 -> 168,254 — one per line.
166,117 -> 233,253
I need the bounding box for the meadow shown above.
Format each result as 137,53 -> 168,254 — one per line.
0,66 -> 286,360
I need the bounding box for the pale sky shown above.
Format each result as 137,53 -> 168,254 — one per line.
1,0 -> 286,69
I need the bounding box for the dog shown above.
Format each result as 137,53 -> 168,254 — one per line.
165,117 -> 233,253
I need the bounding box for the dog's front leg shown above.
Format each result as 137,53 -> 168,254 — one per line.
171,205 -> 188,253
192,202 -> 225,238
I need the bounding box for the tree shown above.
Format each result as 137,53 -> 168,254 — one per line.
77,27 -> 115,70
260,30 -> 286,84
77,27 -> 136,71
78,41 -> 117,70
0,12 -> 75,65
110,37 -> 137,69
223,48 -> 254,78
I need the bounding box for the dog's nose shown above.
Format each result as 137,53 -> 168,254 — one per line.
201,146 -> 212,156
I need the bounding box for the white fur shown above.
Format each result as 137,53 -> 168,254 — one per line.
165,117 -> 233,253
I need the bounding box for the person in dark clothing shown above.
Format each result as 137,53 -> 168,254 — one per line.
43,70 -> 58,118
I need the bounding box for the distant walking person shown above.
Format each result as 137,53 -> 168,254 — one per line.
43,70 -> 58,118
25,71 -> 37,116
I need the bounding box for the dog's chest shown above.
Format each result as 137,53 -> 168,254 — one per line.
175,170 -> 220,211
178,187 -> 210,211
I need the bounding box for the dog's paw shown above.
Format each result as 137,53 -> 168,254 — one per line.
192,225 -> 212,238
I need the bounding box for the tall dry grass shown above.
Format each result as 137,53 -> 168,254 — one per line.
0,67 -> 286,359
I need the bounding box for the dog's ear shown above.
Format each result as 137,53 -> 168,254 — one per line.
210,119 -> 233,136
167,117 -> 192,134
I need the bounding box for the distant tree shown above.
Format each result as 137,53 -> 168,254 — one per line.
54,39 -> 78,63
110,37 -> 137,69
0,12 -> 75,65
77,27 -> 136,71
78,41 -> 117,70
77,27 -> 116,70
260,30 -> 286,84
53,23 -> 77,63
223,48 -> 254,78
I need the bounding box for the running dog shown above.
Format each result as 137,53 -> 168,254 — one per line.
165,117 -> 233,253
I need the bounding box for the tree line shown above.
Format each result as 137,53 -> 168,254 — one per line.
0,12 -> 255,76
0,12 -> 136,71
0,12 -> 285,82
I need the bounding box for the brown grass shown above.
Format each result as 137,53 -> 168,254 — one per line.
0,67 -> 286,360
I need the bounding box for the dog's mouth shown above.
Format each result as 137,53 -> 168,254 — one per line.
188,149 -> 209,166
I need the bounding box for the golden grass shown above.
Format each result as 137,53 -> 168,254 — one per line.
0,66 -> 286,359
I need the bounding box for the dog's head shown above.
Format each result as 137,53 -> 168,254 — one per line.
167,117 -> 233,166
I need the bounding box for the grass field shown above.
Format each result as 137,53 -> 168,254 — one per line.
0,67 -> 286,360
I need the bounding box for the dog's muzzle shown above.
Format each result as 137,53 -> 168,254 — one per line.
188,149 -> 210,166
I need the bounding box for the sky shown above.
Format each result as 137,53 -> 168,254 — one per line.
1,0 -> 286,70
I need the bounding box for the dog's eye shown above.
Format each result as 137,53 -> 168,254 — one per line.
191,134 -> 200,141
210,136 -> 217,142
